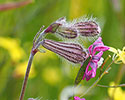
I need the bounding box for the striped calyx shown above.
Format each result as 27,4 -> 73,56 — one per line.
57,26 -> 77,39
42,39 -> 88,63
73,21 -> 101,37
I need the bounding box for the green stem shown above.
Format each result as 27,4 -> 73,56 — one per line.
96,84 -> 125,88
99,55 -> 111,77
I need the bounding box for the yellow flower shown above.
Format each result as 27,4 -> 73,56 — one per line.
0,37 -> 25,62
13,61 -> 36,78
108,82 -> 125,100
109,46 -> 125,64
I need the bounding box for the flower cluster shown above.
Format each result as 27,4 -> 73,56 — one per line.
35,18 -> 110,100
109,46 -> 125,64
32,17 -> 122,100
39,18 -> 110,82
20,17 -> 124,100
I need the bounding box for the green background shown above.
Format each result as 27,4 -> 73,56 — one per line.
0,0 -> 124,100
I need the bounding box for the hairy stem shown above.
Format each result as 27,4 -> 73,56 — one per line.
19,53 -> 34,100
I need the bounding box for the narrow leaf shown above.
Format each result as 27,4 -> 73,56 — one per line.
74,57 -> 90,86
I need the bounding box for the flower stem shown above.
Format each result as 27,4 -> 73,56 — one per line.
96,84 -> 125,88
19,53 -> 34,100
99,55 -> 111,77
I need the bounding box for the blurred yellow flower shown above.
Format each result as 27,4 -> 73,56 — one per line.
109,46 -> 125,64
0,37 -> 25,62
42,67 -> 61,85
108,82 -> 125,100
13,61 -> 36,78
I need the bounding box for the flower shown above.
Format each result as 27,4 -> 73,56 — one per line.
74,96 -> 85,100
42,39 -> 88,63
108,46 -> 125,64
82,37 -> 109,81
44,17 -> 101,39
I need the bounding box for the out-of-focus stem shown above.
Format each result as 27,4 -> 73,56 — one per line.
99,55 -> 111,77
0,0 -> 33,11
19,53 -> 34,100
96,84 -> 125,88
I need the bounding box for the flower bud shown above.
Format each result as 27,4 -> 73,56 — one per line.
73,21 -> 101,37
57,26 -> 77,39
44,23 -> 61,33
44,17 -> 65,33
42,39 -> 87,63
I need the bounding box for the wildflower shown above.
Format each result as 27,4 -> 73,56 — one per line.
82,37 -> 109,81
108,46 -> 125,64
41,39 -> 88,63
74,96 -> 85,100
44,17 -> 101,39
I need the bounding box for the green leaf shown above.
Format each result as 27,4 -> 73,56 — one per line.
74,57 -> 90,86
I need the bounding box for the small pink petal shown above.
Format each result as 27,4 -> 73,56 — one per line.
94,46 -> 110,52
88,45 -> 93,55
74,96 -> 86,100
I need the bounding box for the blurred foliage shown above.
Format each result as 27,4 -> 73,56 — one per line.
0,0 -> 124,100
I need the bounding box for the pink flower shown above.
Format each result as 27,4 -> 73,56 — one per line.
83,37 -> 109,81
74,96 -> 86,100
